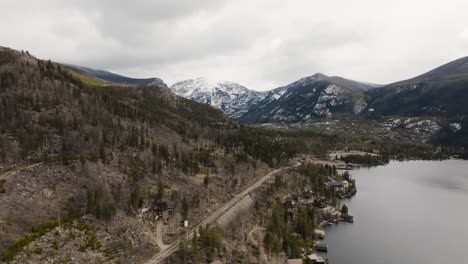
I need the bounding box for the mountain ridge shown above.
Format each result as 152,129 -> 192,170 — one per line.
169,74 -> 379,121
70,65 -> 168,88
169,77 -> 264,118
238,73 -> 374,123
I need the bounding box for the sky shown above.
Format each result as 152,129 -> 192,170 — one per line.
1,0 -> 468,90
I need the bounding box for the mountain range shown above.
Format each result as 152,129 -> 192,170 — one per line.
170,77 -> 263,118
70,56 -> 468,126
167,58 -> 468,124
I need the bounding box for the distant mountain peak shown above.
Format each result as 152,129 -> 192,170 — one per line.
169,78 -> 261,118
312,72 -> 328,78
286,73 -> 380,92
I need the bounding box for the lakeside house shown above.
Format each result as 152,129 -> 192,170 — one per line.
326,180 -> 354,191
308,253 -> 325,263
314,229 -> 325,239
327,180 -> 344,189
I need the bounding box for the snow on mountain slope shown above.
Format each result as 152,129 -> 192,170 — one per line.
170,77 -> 263,118
238,73 -> 370,123
170,74 -> 377,123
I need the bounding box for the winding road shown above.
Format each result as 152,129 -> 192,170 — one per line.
144,161 -> 301,264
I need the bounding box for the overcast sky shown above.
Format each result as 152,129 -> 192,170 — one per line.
1,0 -> 468,90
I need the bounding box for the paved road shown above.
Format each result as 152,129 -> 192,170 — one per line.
144,161 -> 301,264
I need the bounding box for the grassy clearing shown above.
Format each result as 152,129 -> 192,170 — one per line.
65,67 -> 108,87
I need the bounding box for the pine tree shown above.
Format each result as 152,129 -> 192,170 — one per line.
181,195 -> 189,220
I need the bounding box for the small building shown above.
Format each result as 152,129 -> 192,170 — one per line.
327,181 -> 344,189
308,254 -> 325,263
153,201 -> 168,215
314,229 -> 325,239
314,243 -> 328,252
152,201 -> 174,221
287,259 -> 303,264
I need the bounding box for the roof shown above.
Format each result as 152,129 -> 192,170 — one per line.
329,181 -> 343,187
287,259 -> 303,264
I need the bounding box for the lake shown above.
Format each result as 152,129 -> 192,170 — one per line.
321,160 -> 468,264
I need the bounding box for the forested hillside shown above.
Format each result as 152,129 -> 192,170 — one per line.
0,48 -> 298,263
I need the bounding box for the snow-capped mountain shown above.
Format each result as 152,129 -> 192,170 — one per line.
238,73 -> 377,123
169,77 -> 263,118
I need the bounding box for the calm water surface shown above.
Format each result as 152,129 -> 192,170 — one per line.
321,160 -> 468,264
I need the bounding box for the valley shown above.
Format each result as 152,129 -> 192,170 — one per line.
0,46 -> 466,264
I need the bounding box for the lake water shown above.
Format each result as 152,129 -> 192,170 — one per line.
321,160 -> 468,264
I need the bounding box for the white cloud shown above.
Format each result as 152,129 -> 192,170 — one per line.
1,0 -> 468,90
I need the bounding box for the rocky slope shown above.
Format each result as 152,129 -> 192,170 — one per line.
238,73 -> 376,123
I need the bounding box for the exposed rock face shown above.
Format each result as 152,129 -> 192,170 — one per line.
238,74 -> 372,123
169,74 -> 377,123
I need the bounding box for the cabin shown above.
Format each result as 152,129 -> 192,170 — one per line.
154,201 -> 168,214
152,201 -> 174,221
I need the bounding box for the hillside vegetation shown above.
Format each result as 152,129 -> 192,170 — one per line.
0,48 -> 299,262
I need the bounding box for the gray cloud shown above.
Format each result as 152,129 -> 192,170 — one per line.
1,0 -> 468,90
